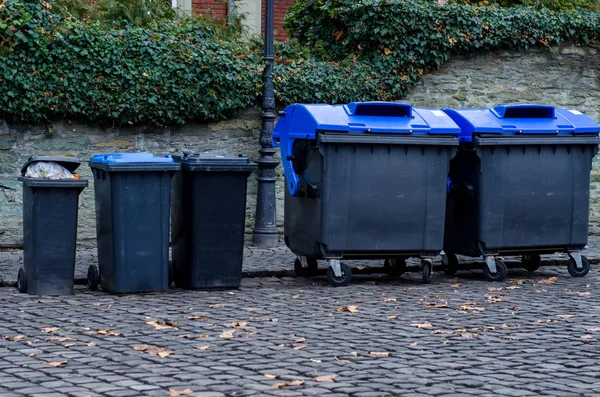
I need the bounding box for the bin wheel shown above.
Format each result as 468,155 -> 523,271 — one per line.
483,259 -> 507,282
443,253 -> 459,276
294,258 -> 319,277
17,268 -> 27,293
522,254 -> 541,273
326,263 -> 351,287
421,260 -> 433,284
87,265 -> 99,291
384,259 -> 406,277
567,256 -> 590,278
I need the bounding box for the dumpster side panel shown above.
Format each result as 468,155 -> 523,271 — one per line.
476,142 -> 596,253
23,185 -> 81,295
93,168 -> 116,292
318,140 -> 453,255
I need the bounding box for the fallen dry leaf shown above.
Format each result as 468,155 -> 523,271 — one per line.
409,342 -> 418,347
193,345 -> 210,351
220,329 -> 236,339
311,359 -> 322,363
450,284 -> 461,288
506,286 -> 521,290
558,315 -> 574,319
539,277 -> 559,284
387,316 -> 398,320
422,301 -> 449,308
581,335 -> 594,340
488,287 -> 504,292
505,306 -> 520,311
486,295 -> 503,303
46,361 -> 68,367
64,343 -> 77,348
293,345 -> 307,350
133,344 -> 174,358
209,304 -> 221,309
175,334 -> 192,339
274,380 -> 305,388
334,357 -> 351,363
313,374 -> 337,382
381,297 -> 397,302
295,337 -> 306,343
431,330 -> 453,335
337,306 -> 359,313
292,295 -> 300,299
28,353 -> 36,358
3,335 -> 26,342
369,351 -> 391,356
87,342 -> 97,347
537,319 -> 554,323
145,320 -> 179,331
264,374 -> 278,379
45,337 -> 75,342
461,333 -> 474,339
564,288 -> 573,293
578,292 -> 592,296
42,328 -> 60,333
411,322 -> 433,329
461,303 -> 485,312
585,327 -> 600,332
89,329 -> 122,337
188,316 -> 206,321
168,388 -> 193,396
230,321 -> 248,328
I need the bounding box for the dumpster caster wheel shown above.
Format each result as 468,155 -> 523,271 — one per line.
294,258 -> 319,277
483,259 -> 507,282
87,265 -> 99,291
421,260 -> 433,284
326,262 -> 351,287
443,253 -> 459,276
384,259 -> 406,277
522,254 -> 541,273
567,256 -> 590,278
17,268 -> 27,293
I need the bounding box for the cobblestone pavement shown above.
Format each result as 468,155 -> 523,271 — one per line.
1,265 -> 600,397
1,235 -> 600,285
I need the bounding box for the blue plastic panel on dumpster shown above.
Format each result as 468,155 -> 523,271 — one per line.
443,104 -> 600,143
90,153 -> 174,164
273,101 -> 461,196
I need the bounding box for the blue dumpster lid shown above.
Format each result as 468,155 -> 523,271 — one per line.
443,104 -> 600,142
273,102 -> 460,141
90,153 -> 175,164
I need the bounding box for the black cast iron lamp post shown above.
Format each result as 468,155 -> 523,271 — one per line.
252,0 -> 279,248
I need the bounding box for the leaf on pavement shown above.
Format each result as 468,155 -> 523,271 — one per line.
248,317 -> 279,322
168,388 -> 193,396
381,297 -> 396,302
42,328 -> 60,333
3,335 -> 26,341
133,344 -> 174,358
539,277 -> 558,284
175,334 -> 193,339
488,287 -> 503,292
28,353 -> 36,357
334,357 -> 351,363
578,292 -> 592,296
313,374 -> 337,382
209,304 -> 221,309
505,306 -> 520,311
293,345 -> 307,350
585,327 -> 600,332
264,374 -> 277,379
336,306 -> 359,313
410,322 -> 433,328
46,361 -> 68,367
292,295 -> 300,299
431,330 -> 453,335
422,301 -> 449,308
230,321 -> 247,328
192,345 -> 210,351
461,333 -> 474,338
537,319 -> 554,323
45,337 -> 75,342
88,329 -> 122,337
64,343 -> 77,348
187,316 -> 206,321
450,284 -> 461,288
274,380 -> 305,388
387,316 -> 398,320
485,295 -> 503,303
220,329 -> 236,339
368,351 -> 391,356
581,335 -> 594,340
145,320 -> 179,331
461,303 -> 485,312
87,342 -> 97,347
558,315 -> 574,319
506,286 -> 521,290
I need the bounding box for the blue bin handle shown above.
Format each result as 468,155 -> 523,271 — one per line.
491,104 -> 556,119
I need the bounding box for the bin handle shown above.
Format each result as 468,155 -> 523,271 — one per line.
491,105 -> 555,119
346,102 -> 412,118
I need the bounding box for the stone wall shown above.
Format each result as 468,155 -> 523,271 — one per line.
1,44 -> 600,248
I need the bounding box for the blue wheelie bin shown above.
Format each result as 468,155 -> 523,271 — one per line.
442,105 -> 600,281
88,153 -> 180,293
273,101 -> 461,286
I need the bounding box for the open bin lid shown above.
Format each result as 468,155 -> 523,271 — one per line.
273,101 -> 460,142
175,152 -> 257,172
443,104 -> 600,142
89,152 -> 180,171
21,156 -> 81,176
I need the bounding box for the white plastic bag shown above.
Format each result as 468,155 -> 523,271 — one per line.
24,162 -> 74,179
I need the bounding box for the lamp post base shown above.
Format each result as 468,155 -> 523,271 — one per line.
251,231 -> 279,248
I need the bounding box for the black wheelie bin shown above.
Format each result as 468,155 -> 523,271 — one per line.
442,104 -> 600,281
88,153 -> 180,293
170,152 -> 257,289
17,156 -> 88,295
273,101 -> 461,286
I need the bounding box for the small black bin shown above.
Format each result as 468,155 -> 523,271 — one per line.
88,153 -> 179,293
17,156 -> 88,295
171,153 -> 257,289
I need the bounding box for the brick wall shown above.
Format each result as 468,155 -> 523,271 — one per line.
191,0 -> 295,41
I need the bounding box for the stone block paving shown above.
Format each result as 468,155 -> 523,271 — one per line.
1,235 -> 600,285
1,265 -> 600,396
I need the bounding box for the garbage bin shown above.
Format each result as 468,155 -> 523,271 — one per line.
273,101 -> 460,286
442,104 -> 600,281
170,153 -> 257,289
88,153 -> 180,293
17,156 -> 88,295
